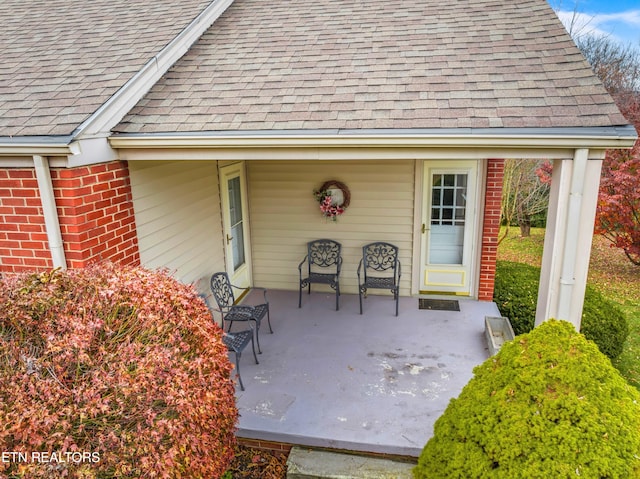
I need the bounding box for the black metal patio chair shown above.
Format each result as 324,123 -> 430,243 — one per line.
210,272 -> 272,354
198,293 -> 259,391
298,239 -> 342,310
358,242 -> 402,316
222,330 -> 258,391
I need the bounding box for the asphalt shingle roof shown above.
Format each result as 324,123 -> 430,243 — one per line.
0,0 -> 213,137
116,0 -> 628,134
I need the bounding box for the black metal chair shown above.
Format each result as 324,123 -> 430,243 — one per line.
199,293 -> 259,391
210,272 -> 272,354
358,242 -> 401,316
298,239 -> 342,310
222,330 -> 258,391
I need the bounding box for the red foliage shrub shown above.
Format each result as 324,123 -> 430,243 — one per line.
595,93 -> 640,265
535,160 -> 553,185
0,264 -> 238,478
596,144 -> 640,265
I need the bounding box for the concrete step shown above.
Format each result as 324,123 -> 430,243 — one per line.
286,447 -> 416,479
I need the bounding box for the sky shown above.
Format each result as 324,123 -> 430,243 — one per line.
548,0 -> 640,47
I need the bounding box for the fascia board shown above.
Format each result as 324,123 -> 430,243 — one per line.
0,144 -> 73,157
109,126 -> 637,151
116,145 -> 586,162
0,136 -> 74,158
0,157 -> 68,167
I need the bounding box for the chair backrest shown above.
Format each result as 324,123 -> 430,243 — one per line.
307,239 -> 342,272
198,293 -> 223,326
210,272 -> 235,309
362,242 -> 399,276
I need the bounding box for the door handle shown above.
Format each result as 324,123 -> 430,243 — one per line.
226,234 -> 233,244
422,223 -> 426,234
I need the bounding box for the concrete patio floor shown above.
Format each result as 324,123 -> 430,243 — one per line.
228,289 -> 501,457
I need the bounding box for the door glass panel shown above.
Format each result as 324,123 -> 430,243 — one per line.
228,176 -> 245,270
443,188 -> 453,206
429,173 -> 468,264
432,189 -> 441,205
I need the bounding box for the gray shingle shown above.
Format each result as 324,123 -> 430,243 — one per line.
116,0 -> 627,133
0,0 -> 213,137
3,0 -> 628,138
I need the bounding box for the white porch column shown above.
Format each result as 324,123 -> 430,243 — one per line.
535,149 -> 602,330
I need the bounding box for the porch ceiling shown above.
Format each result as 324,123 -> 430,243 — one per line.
227,289 -> 501,457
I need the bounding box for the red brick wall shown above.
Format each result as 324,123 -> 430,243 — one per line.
0,161 -> 140,273
0,169 -> 52,271
478,158 -> 505,301
52,161 -> 140,269
236,438 -> 293,455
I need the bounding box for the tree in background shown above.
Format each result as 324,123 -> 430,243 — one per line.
573,33 -> 640,266
595,95 -> 640,265
499,159 -> 550,242
575,35 -> 640,94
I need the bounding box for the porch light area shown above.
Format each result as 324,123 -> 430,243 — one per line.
226,289 -> 501,457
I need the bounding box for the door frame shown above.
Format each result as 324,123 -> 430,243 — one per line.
415,160 -> 482,296
219,162 -> 253,289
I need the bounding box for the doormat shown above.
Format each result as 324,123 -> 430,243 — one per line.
419,299 -> 460,311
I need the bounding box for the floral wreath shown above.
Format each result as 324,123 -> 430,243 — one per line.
313,180 -> 350,221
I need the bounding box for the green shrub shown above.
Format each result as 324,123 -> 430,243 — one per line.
493,261 -> 539,335
493,260 -> 628,359
0,264 -> 238,478
580,287 -> 629,359
414,320 -> 640,479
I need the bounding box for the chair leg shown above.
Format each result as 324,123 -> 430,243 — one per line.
266,306 -> 273,334
253,320 -> 262,355
395,289 -> 399,317
298,284 -> 302,308
234,352 -> 244,391
250,335 -> 259,365
359,287 -> 364,314
335,283 -> 340,311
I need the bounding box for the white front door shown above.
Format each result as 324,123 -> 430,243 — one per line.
220,163 -> 252,289
420,161 -> 478,295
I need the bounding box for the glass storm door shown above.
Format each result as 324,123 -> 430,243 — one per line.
421,161 -> 477,294
220,163 -> 251,289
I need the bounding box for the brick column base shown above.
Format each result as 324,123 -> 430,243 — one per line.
478,159 -> 505,301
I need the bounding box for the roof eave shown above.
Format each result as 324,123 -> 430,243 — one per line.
109,126 -> 638,150
0,136 -> 75,158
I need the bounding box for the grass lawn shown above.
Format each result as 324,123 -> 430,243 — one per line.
497,226 -> 640,389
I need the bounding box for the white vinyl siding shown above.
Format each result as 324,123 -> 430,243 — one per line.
128,160 -> 224,292
247,160 -> 415,295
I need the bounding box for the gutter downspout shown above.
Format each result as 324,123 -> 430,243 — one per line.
556,148 -> 588,322
33,155 -> 67,270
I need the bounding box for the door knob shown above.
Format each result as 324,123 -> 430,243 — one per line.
226,234 -> 233,244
